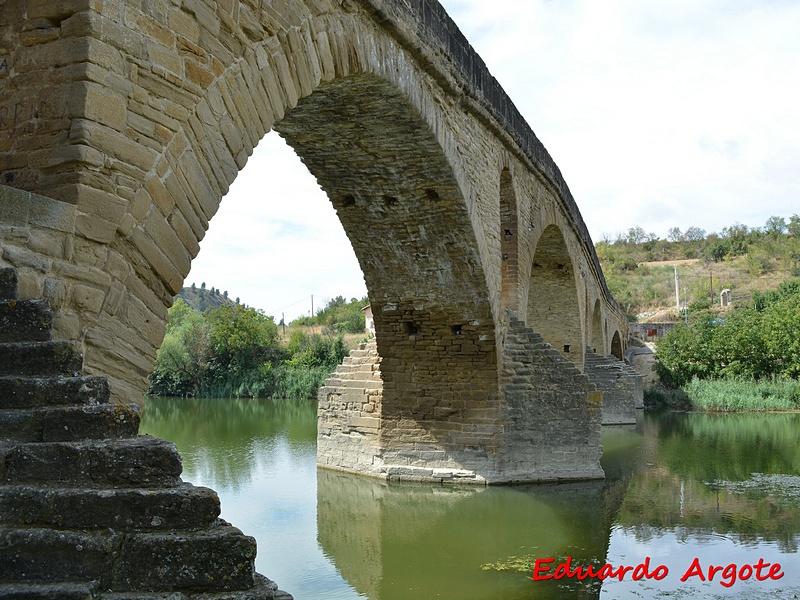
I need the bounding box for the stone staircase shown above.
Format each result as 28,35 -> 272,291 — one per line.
0,268 -> 290,599
584,349 -> 643,425
316,341 -> 383,476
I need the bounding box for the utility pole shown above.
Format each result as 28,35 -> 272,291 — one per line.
710,271 -> 714,305
674,266 -> 680,310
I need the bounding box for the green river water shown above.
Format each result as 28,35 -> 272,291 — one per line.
140,398 -> 800,599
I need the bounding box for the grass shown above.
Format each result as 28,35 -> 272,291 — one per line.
683,377 -> 800,412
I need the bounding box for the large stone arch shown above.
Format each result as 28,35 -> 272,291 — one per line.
526,224 -> 584,371
275,72 -> 499,475
0,0 -> 502,406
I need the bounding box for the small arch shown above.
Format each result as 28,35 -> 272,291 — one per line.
590,299 -> 603,354
611,331 -> 623,360
527,224 -> 583,370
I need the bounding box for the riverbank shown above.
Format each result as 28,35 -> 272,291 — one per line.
645,378 -> 800,412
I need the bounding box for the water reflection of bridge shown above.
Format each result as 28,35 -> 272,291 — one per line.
316,469 -> 616,600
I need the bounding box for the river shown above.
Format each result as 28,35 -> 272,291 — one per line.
140,398 -> 800,599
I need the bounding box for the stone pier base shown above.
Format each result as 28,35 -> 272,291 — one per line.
317,317 -> 605,484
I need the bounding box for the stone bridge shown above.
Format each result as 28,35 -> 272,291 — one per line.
0,0 -> 641,596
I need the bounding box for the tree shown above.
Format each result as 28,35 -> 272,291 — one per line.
684,226 -> 707,242
656,279 -> 800,386
626,226 -> 648,245
764,215 -> 787,238
150,299 -> 210,396
206,304 -> 280,376
667,227 -> 683,242
787,214 -> 800,238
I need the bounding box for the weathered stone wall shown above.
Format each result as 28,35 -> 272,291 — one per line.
584,349 -> 644,425
500,316 -> 604,481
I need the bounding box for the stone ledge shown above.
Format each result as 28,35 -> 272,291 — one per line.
0,341 -> 84,377
0,375 -> 110,409
0,404 -> 141,443
0,483 -> 220,531
2,436 -> 183,488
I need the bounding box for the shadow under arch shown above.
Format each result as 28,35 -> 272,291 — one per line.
610,331 -> 623,360
590,298 -> 603,353
499,167 -> 519,312
275,73 -> 501,476
526,224 -> 583,371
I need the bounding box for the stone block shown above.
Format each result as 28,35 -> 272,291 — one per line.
3,436 -> 182,488
0,375 -> 109,409
0,341 -> 82,377
0,299 -> 51,343
111,524 -> 256,592
0,482 -> 220,531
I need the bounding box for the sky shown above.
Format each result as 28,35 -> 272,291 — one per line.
185,0 -> 800,321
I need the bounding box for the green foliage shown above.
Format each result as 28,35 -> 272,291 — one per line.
149,294 -> 352,400
655,279 -> 800,388
684,377 -> 800,411
207,304 -> 280,373
284,330 -> 347,369
292,295 -> 368,333
597,214 -> 800,316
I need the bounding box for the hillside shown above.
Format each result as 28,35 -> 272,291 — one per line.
597,215 -> 800,322
175,284 -> 237,313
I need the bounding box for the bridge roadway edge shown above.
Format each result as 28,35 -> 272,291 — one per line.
357,0 -> 620,316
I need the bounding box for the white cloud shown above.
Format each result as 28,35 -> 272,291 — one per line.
185,134 -> 367,321
187,0 -> 800,314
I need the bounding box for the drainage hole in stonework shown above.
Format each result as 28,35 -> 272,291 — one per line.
425,188 -> 440,201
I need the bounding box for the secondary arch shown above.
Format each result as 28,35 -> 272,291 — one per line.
526,224 -> 584,371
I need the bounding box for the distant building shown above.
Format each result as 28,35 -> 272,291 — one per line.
362,305 -> 375,334
720,289 -> 732,307
629,322 -> 676,343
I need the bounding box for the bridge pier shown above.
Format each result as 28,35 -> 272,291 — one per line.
318,314 -> 605,484
584,349 -> 644,425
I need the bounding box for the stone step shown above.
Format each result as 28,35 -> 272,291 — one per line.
0,482 -> 220,531
0,341 -> 83,377
0,581 -> 98,600
0,522 -> 257,592
0,375 -> 110,409
98,574 -> 292,599
0,299 -> 52,343
0,404 -> 140,443
0,436 -> 182,488
0,268 -> 17,302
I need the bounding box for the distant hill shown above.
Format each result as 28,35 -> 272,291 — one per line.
176,285 -> 237,312
597,215 -> 800,321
